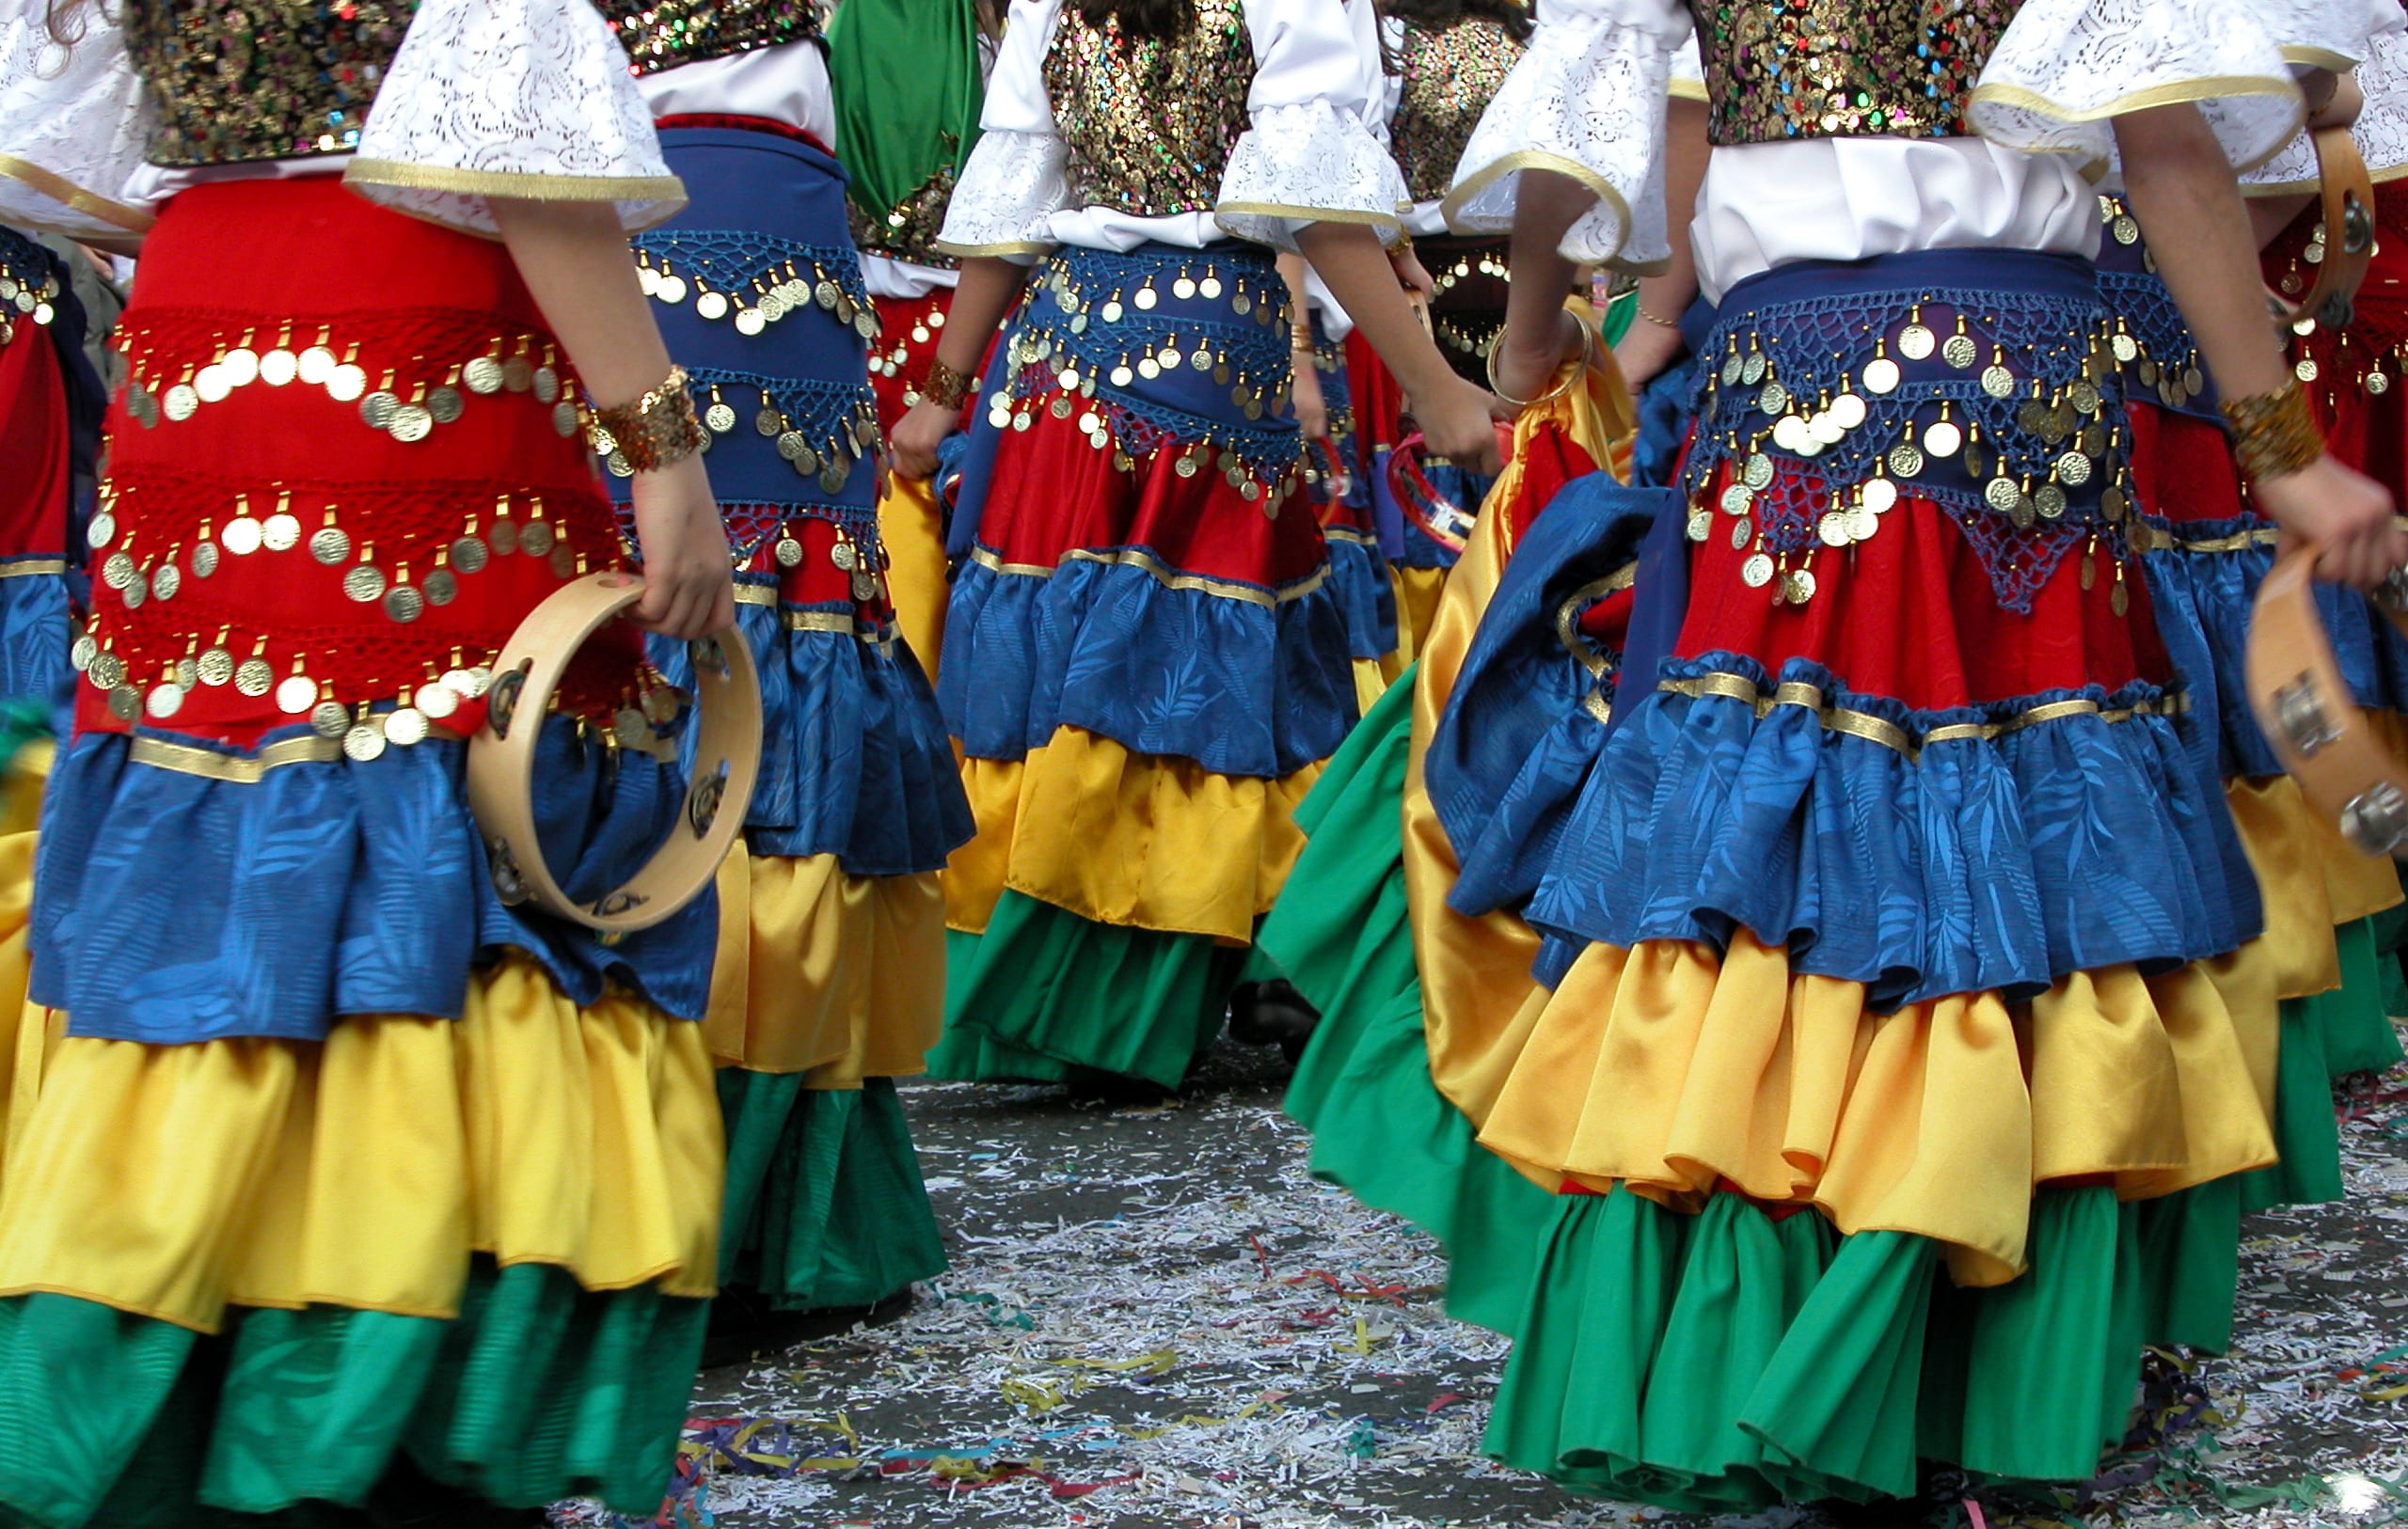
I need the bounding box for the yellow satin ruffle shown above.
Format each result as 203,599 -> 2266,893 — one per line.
945,725 -> 1317,942
877,471 -> 950,678
705,852 -> 945,1085
1409,354 -> 1635,1132
1474,930 -> 2274,1286
0,957 -> 722,1332
1391,565 -> 1450,670
0,741 -> 53,1176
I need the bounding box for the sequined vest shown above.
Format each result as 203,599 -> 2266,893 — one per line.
1391,18 -> 1524,205
1041,0 -> 1256,218
602,0 -> 822,76
1690,0 -> 2022,148
121,0 -> 420,166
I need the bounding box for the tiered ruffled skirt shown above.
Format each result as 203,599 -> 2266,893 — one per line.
929,241 -> 1356,1088
618,123 -> 970,1315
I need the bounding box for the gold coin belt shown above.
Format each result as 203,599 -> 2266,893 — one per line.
1680,283 -> 2139,614
636,239 -> 879,343
0,251 -> 60,349
2092,197 -> 2213,414
657,367 -> 883,497
114,323 -> 585,446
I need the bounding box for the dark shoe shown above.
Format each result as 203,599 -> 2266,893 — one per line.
704,1285 -> 917,1369
1228,979 -> 1321,1050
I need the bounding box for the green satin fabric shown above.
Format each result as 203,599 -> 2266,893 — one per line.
824,0 -> 987,230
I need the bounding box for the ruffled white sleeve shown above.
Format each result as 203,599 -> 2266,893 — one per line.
934,0 -> 1068,260
0,0 -> 156,240
341,0 -> 683,237
2246,3 -> 2408,190
1969,0 -> 2307,180
1441,0 -> 1688,271
2262,0 -> 2403,70
1669,32 -> 1704,102
1216,0 -> 1412,249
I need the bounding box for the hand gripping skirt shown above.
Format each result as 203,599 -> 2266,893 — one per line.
611,121 -> 972,1314
1424,249 -> 2286,1507
0,176 -> 725,1526
929,240 -> 1357,1088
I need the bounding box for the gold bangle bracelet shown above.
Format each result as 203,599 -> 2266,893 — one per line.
2222,377 -> 2325,482
588,364 -> 703,475
1483,309 -> 1592,409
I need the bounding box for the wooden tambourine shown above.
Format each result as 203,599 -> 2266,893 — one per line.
2246,548 -> 2408,857
2272,126 -> 2378,331
466,572 -> 764,931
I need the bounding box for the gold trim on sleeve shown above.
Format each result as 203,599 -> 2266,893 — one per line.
1969,76 -> 2306,178
1439,150 -> 1663,275
342,159 -> 687,207
0,155 -> 155,234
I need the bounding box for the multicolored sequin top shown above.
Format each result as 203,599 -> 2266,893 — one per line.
1392,16 -> 1525,205
601,0 -> 823,76
851,164 -> 961,268
1691,0 -> 2023,148
120,0 -> 420,166
1042,0 -> 1257,218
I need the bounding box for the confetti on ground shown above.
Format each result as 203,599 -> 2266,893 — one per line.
558,1028 -> 2408,1529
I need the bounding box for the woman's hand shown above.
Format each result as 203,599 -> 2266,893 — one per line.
2257,454 -> 2405,591
627,453 -> 736,638
2304,69 -> 2365,131
1291,356 -> 1328,440
1613,317 -> 1685,391
891,399 -> 963,481
1391,244 -> 1436,302
1415,375 -> 1506,474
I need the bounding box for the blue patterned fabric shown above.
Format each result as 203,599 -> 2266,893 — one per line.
1473,653 -> 2250,1011
2139,517 -> 2408,778
1427,475 -> 1672,916
29,717 -> 717,1044
1323,528 -> 1398,663
0,563 -> 73,726
1630,351 -> 1703,492
941,549 -> 1354,780
647,587 -> 972,875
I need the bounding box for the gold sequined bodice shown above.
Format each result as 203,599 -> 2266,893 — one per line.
1392,18 -> 1524,205
602,0 -> 822,76
1692,0 -> 2022,148
121,0 -> 419,167
1042,0 -> 1256,218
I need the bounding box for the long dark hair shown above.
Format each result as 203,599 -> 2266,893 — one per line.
1072,0 -> 1193,39
1383,0 -> 1531,42
45,0 -> 91,45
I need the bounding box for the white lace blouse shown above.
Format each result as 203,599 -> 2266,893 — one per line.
936,0 -> 1404,260
1446,0 -> 2350,303
0,0 -> 681,243
2248,9 -> 2408,193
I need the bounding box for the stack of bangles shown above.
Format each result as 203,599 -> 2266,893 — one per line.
1483,307 -> 1598,409
2222,376 -> 2324,482
920,356 -> 973,411
1291,320 -> 1315,356
589,363 -> 705,476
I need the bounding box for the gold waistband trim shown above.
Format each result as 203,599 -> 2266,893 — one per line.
968,544 -> 1331,609
1658,674 -> 2187,759
125,726 -> 465,782
736,586 -> 897,645
2124,522 -> 2283,556
0,560 -> 68,579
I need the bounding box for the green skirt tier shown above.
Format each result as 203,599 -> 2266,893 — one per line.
2242,917 -> 2404,1214
931,895 -> 1240,1089
1486,1183 -> 2239,1509
716,1073 -> 946,1311
1262,671 -> 1557,1334
0,1263 -> 705,1527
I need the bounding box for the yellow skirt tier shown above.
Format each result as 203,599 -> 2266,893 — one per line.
704,851 -> 946,1086
945,725 -> 1318,943
878,471 -> 951,679
0,957 -> 722,1333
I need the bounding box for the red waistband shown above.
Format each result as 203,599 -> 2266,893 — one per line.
654,114 -> 834,157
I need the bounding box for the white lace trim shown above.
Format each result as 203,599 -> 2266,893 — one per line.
2262,0 -> 2403,69
933,126 -> 1069,258
1217,98 -> 1407,250
1971,0 -> 2306,180
0,0 -> 155,239
1442,5 -> 1679,272
2249,23 -> 2408,189
343,0 -> 682,236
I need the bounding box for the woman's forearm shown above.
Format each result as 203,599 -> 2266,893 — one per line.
2115,103 -> 2293,402
489,197 -> 676,407
1294,222 -> 1454,404
931,256 -> 1033,375
1636,97 -> 1709,323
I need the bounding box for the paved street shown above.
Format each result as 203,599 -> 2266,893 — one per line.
571,1034 -> 2408,1529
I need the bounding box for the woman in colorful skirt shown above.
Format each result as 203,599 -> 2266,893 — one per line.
0,0 -> 737,1519
1402,0 -> 2405,1505
889,0 -> 1503,1093
833,0 -> 999,676
603,0 -> 974,1363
